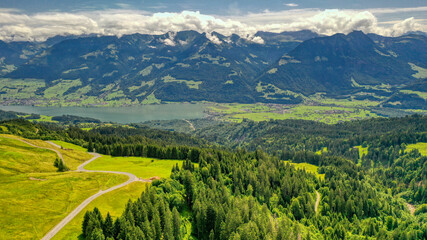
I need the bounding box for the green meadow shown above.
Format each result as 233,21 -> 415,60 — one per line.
208,103 -> 379,124
1,133 -> 190,239
354,145 -> 369,159
0,136 -> 128,240
406,142 -> 427,156
0,137 -> 58,175
53,181 -> 149,240
24,138 -> 93,170
50,140 -> 88,152
85,155 -> 184,179
54,153 -> 187,238
283,161 -> 325,180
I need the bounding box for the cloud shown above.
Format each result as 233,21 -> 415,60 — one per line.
249,36 -> 265,44
0,7 -> 425,42
367,6 -> 427,14
287,10 -> 380,35
234,8 -> 426,36
205,32 -> 222,44
284,3 -> 299,7
386,17 -> 422,36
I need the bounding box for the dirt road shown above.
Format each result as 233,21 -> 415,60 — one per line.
315,190 -> 320,214
184,119 -> 196,131
41,152 -> 149,240
0,137 -> 148,240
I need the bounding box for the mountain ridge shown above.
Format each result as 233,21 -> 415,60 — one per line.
0,30 -> 425,108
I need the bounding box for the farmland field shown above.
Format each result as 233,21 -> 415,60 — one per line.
208,103 -> 380,124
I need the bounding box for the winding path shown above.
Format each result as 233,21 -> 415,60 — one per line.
40,152 -> 151,240
184,119 -> 196,131
315,191 -> 321,214
41,152 -> 149,240
0,136 -> 148,240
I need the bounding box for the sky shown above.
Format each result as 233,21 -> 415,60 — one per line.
0,0 -> 426,41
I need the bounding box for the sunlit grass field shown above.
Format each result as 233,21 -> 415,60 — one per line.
53,181 -> 149,240
50,140 -> 88,152
0,137 -> 58,175
208,103 -> 379,124
354,145 -> 369,159
284,161 -> 325,180
24,138 -> 93,170
0,136 -> 128,240
406,142 -> 427,156
85,155 -> 184,179
1,135 -> 190,239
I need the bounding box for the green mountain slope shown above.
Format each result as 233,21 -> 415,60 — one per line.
0,30 -> 425,108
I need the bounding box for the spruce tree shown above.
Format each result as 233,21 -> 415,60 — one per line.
82,211 -> 91,237
152,210 -> 162,240
163,206 -> 174,240
103,213 -> 114,238
172,207 -> 181,240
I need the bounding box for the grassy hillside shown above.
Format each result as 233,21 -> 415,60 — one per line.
85,155 -> 185,179
0,137 -> 57,174
1,134 -> 93,170
0,136 -> 128,239
284,161 -> 325,180
53,181 -> 149,240
406,142 -> 427,156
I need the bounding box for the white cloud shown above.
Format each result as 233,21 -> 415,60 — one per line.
288,10 -> 380,35
367,6 -> 427,14
0,7 -> 425,42
248,35 -> 265,44
284,3 -> 299,7
386,17 -> 422,36
205,32 -> 222,44
233,8 -> 426,36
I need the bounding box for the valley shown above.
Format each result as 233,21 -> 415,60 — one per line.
0,14 -> 425,240
0,31 -> 425,113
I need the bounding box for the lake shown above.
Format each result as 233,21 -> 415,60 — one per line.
0,104 -> 207,124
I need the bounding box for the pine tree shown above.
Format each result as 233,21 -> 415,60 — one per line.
291,199 -> 304,220
172,207 -> 181,240
88,140 -> 94,152
88,228 -> 105,240
163,206 -> 174,240
113,218 -> 121,239
54,158 -> 68,172
82,211 -> 91,237
103,213 -> 114,238
152,210 -> 162,240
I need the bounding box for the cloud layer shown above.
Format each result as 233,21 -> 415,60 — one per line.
0,7 -> 425,42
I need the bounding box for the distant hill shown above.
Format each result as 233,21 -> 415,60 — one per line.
0,30 -> 425,108
257,31 -> 426,95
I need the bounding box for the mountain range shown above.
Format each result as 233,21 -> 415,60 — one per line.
0,30 -> 426,108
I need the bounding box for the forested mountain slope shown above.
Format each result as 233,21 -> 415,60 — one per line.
0,31 -> 425,107
1,116 -> 426,239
